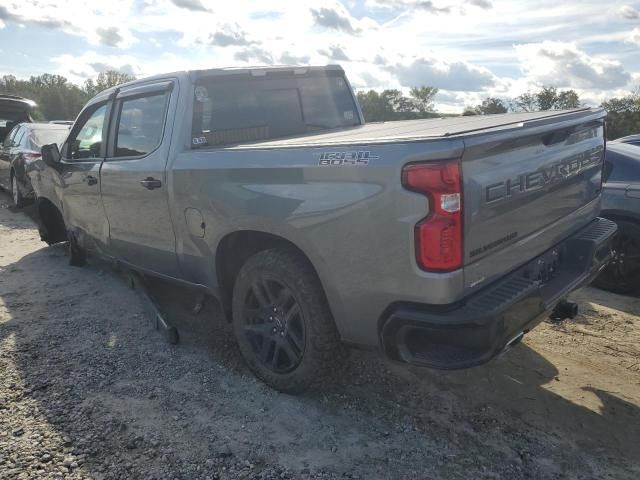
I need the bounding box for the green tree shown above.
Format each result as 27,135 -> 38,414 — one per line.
514,87 -> 581,112
0,74 -> 88,120
464,97 -> 508,115
601,90 -> 640,140
356,86 -> 440,122
556,90 -> 581,109
409,86 -> 438,113
536,86 -> 559,110
513,92 -> 538,112
83,70 -> 136,98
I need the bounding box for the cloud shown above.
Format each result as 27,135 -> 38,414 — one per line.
367,0 -> 451,13
207,26 -> 254,47
515,41 -> 632,90
318,45 -> 350,61
89,62 -> 137,76
467,0 -> 492,9
389,56 -> 497,91
279,52 -> 311,64
51,52 -> 142,82
0,4 -> 71,30
171,0 -> 208,12
96,27 -> 126,48
627,28 -> 640,45
310,5 -> 360,33
0,3 -> 136,48
620,5 -> 639,19
234,46 -> 274,64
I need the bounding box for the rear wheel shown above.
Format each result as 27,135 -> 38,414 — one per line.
10,172 -> 25,208
593,220 -> 640,294
231,248 -> 345,393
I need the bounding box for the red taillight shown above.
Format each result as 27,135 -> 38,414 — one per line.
402,160 -> 463,272
23,153 -> 42,161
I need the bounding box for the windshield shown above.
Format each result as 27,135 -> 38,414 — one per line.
191,70 -> 360,147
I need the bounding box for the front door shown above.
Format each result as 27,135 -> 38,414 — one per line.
58,101 -> 111,250
100,80 -> 181,278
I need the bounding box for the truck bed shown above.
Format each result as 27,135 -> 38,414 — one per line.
226,108 -> 602,149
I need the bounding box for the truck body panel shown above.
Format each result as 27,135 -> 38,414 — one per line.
28,66 -> 614,364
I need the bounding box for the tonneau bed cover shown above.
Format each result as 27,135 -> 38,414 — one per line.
228,107 -> 603,149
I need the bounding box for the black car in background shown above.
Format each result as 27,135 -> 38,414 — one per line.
593,141 -> 640,293
0,122 -> 70,207
0,95 -> 35,143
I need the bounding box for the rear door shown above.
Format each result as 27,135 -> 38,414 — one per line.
100,80 -> 181,278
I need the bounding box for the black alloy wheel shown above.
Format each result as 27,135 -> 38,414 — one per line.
593,220 -> 640,294
241,276 -> 305,373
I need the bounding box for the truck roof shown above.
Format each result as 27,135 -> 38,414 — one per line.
97,65 -> 344,98
225,107 -> 606,149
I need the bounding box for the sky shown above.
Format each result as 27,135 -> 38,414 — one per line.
0,0 -> 639,113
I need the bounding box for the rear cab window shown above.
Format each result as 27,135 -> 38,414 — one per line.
191,70 -> 360,148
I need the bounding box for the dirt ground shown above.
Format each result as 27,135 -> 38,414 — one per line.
0,191 -> 639,480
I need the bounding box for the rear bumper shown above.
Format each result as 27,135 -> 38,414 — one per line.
380,217 -> 617,369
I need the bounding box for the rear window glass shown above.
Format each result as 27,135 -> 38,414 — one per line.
27,127 -> 69,149
191,71 -> 359,147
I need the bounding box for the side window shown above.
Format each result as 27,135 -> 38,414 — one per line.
3,126 -> 19,147
114,93 -> 168,157
608,158 -> 640,183
13,127 -> 25,148
67,104 -> 108,160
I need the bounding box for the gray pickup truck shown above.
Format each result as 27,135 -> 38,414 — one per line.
31,65 -> 616,392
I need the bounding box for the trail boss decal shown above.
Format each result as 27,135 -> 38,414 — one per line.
317,151 -> 379,166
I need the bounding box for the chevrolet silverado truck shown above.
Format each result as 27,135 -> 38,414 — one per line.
30,65 -> 616,393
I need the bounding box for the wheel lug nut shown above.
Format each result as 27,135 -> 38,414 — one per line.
268,316 -> 273,321
272,328 -> 277,333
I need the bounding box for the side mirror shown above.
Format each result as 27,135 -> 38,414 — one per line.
41,143 -> 61,166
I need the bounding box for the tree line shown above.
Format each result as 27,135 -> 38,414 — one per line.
1,71 -> 638,140
357,85 -> 640,140
0,71 -> 135,122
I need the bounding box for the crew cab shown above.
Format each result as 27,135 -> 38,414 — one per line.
30,65 -> 616,392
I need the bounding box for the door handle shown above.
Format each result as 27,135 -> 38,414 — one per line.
140,177 -> 162,190
86,175 -> 98,186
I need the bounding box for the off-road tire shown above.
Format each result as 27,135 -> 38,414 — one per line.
592,220 -> 640,294
232,248 -> 346,394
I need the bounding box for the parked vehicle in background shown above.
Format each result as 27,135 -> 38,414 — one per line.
613,133 -> 640,146
592,141 -> 640,293
0,122 -> 70,207
30,65 -> 615,393
0,95 -> 35,143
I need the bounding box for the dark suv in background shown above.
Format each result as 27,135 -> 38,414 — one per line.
0,95 -> 35,143
593,141 -> 640,293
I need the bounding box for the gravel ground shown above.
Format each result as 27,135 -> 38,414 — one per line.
1,192 -> 639,480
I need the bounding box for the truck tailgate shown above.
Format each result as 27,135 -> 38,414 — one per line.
461,109 -> 606,290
